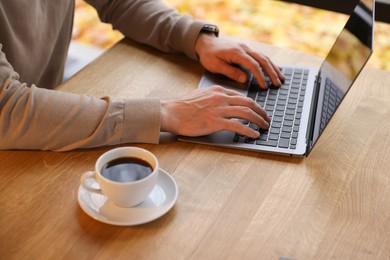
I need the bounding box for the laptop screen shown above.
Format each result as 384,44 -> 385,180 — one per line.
307,0 -> 375,154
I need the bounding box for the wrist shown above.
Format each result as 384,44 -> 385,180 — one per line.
160,100 -> 177,134
195,24 -> 219,59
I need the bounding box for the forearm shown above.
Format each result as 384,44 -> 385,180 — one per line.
86,0 -> 205,60
0,48 -> 161,151
0,84 -> 161,151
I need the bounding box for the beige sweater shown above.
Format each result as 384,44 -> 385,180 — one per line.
0,0 -> 205,151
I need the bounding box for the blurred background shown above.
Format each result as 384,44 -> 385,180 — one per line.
66,0 -> 389,78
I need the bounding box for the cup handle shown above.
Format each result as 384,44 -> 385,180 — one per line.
80,171 -> 103,195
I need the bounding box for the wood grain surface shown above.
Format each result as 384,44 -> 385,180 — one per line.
1,37 -> 390,259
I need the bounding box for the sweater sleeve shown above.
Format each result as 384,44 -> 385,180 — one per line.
86,0 -> 205,60
0,44 -> 161,151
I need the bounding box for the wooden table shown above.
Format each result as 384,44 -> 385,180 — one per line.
1,37 -> 390,259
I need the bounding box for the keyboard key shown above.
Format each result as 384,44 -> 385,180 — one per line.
267,94 -> 277,101
278,138 -> 290,148
286,109 -> 295,115
282,126 -> 292,133
290,88 -> 299,94
259,128 -> 269,135
239,119 -> 249,125
257,101 -> 265,107
293,79 -> 301,84
280,89 -> 289,95
245,137 -> 256,144
258,90 -> 267,96
270,128 -> 280,134
274,110 -> 284,117
287,104 -> 296,110
278,94 -> 288,101
284,68 -> 293,75
273,116 -> 283,123
256,140 -> 278,147
291,83 -> 300,89
258,134 -> 268,141
266,100 -> 276,106
256,95 -> 266,102
288,99 -> 297,105
249,123 -> 259,131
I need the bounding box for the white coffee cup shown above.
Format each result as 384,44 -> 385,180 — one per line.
80,147 -> 159,208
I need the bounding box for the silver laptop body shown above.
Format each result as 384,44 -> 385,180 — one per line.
179,0 -> 375,157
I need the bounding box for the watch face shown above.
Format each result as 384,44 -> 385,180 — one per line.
202,24 -> 219,36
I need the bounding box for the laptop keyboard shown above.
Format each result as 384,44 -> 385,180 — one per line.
233,67 -> 308,149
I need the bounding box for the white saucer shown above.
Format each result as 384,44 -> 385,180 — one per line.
78,168 -> 178,226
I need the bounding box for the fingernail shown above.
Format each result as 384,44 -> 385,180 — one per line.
252,130 -> 260,138
238,74 -> 246,83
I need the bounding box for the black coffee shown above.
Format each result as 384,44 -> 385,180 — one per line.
101,157 -> 153,182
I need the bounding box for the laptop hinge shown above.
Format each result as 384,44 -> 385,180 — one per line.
305,73 -> 322,156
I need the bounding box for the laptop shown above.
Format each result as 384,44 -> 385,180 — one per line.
179,0 -> 375,157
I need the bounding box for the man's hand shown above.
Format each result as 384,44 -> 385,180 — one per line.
160,86 -> 270,138
195,33 -> 285,89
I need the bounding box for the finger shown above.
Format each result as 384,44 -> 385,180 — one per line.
208,85 -> 246,97
227,52 -> 269,89
220,43 -> 272,89
227,51 -> 271,89
225,95 -> 270,122
202,87 -> 271,124
273,63 -> 286,81
247,50 -> 284,87
218,105 -> 270,130
209,81 -> 272,123
266,59 -> 286,85
210,60 -> 249,84
220,119 -> 260,139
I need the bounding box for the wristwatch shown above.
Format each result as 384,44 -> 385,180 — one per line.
200,24 -> 219,37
